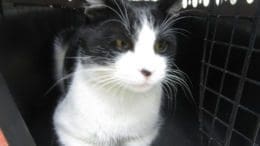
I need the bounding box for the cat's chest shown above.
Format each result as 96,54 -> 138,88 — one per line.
68,84 -> 162,123
55,82 -> 162,140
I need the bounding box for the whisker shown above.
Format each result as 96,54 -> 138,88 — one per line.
99,19 -> 129,28
44,71 -> 77,96
160,29 -> 190,38
121,0 -> 130,29
117,0 -> 130,29
166,72 -> 195,105
65,56 -> 92,60
170,28 -> 191,35
162,81 -> 175,112
173,9 -> 208,16
100,2 -> 130,32
159,15 -> 203,37
94,78 -> 118,89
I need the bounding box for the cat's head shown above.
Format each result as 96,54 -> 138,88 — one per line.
73,0 -> 182,93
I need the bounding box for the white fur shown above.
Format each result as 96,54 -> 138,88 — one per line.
54,16 -> 166,146
114,20 -> 166,92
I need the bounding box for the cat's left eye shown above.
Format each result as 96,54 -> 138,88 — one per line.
154,40 -> 168,53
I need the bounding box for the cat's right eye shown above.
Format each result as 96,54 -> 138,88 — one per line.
111,39 -> 132,51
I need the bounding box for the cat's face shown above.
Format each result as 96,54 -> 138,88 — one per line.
75,0 -> 179,93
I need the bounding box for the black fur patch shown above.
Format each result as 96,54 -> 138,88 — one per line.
61,0 -> 177,67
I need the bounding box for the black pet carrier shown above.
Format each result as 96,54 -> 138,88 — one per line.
0,0 -> 259,146
198,1 -> 260,146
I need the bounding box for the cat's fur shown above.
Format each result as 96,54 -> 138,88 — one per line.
53,0 -> 184,146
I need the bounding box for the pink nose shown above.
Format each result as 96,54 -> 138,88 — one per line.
141,69 -> 152,77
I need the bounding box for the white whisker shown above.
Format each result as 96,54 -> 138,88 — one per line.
100,2 -> 130,32
44,71 -> 78,96
165,69 -> 195,105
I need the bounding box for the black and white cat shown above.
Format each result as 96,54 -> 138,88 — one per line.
52,0 -> 186,146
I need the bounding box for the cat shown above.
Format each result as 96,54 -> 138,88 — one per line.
52,0 -> 190,146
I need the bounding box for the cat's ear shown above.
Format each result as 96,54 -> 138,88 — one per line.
84,0 -> 128,17
84,0 -> 104,9
158,0 -> 182,14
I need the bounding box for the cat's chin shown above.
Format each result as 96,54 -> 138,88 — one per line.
126,83 -> 156,93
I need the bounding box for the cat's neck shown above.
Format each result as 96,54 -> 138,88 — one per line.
63,65 -> 163,112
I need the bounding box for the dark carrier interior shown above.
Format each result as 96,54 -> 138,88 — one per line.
0,0 -> 259,146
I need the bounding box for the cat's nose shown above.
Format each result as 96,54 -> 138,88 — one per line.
141,69 -> 152,77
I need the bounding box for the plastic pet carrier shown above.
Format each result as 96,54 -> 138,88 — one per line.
0,0 -> 259,146
196,0 -> 260,146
